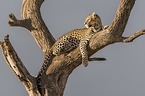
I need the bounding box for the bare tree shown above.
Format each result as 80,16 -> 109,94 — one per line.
0,0 -> 144,96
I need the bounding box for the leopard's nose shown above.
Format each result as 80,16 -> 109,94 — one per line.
88,25 -> 92,27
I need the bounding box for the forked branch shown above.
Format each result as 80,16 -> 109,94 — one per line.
8,0 -> 56,53
8,13 -> 33,30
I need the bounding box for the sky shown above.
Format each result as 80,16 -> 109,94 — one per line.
0,0 -> 145,96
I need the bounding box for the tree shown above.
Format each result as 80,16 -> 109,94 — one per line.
0,0 -> 145,96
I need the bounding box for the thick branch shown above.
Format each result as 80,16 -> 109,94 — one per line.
0,35 -> 40,95
8,0 -> 56,53
108,0 -> 136,36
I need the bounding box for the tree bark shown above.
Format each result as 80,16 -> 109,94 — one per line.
1,0 -> 145,96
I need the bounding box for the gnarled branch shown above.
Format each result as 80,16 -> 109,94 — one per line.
0,35 -> 40,95
8,0 -> 56,53
8,13 -> 33,30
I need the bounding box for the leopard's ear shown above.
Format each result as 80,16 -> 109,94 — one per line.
92,12 -> 96,15
92,12 -> 99,18
92,12 -> 97,17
